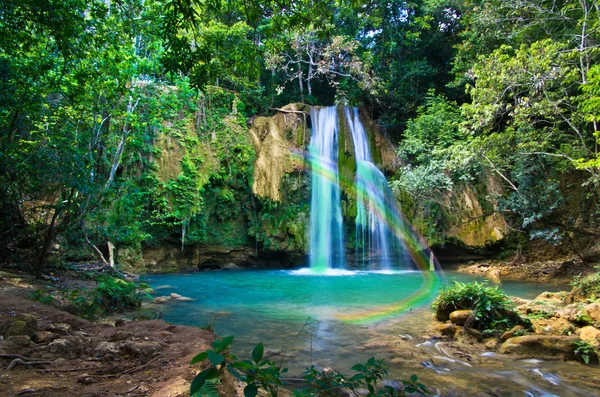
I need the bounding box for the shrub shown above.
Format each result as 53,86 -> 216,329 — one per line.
431,281 -> 527,333
28,275 -> 146,320
190,338 -> 429,397
92,275 -> 144,313
573,269 -> 600,300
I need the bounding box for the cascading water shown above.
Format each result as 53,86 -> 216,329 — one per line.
308,106 -> 345,273
345,107 -> 403,270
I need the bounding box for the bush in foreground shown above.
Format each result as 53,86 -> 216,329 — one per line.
190,336 -> 429,397
431,281 -> 528,333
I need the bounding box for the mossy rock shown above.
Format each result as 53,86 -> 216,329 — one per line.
0,314 -> 38,338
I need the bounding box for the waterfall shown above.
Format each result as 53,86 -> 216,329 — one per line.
308,106 -> 405,272
345,107 -> 399,270
308,106 -> 345,273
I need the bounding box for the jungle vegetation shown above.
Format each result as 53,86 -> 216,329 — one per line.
1,0 -> 599,270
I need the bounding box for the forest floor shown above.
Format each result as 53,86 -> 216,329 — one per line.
0,269 -> 239,397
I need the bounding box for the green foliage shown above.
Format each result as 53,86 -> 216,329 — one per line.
28,275 -> 145,320
299,358 -> 428,397
573,340 -> 598,365
190,336 -> 286,397
573,269 -> 600,300
191,338 -> 428,397
431,281 -> 526,333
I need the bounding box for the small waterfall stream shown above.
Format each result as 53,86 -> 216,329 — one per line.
308,106 -> 345,273
345,107 -> 398,270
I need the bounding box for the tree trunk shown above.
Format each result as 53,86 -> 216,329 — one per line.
296,37 -> 304,101
36,208 -> 60,276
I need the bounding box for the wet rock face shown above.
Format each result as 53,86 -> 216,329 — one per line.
499,335 -> 579,360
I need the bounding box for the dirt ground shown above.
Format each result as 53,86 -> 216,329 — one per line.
0,272 -> 237,397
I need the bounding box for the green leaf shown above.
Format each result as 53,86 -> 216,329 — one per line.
410,374 -> 418,382
351,364 -> 367,372
244,383 -> 258,397
252,342 -> 264,363
227,363 -> 246,381
231,360 -> 254,370
212,335 -> 235,352
190,351 -> 209,365
190,367 -> 219,395
207,350 -> 225,366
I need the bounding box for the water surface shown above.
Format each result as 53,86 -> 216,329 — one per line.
144,269 -> 598,396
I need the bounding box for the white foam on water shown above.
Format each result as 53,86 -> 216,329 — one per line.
288,268 -> 359,276
287,268 -> 420,276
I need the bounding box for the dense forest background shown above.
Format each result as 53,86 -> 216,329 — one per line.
1,0 -> 599,272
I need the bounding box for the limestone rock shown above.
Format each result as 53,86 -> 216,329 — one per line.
7,314 -> 38,338
94,341 -> 120,357
484,338 -> 500,350
49,338 -> 80,359
501,325 -> 525,342
431,323 -> 457,338
579,326 -> 600,346
169,293 -> 194,302
487,269 -> 501,284
118,341 -> 164,357
584,302 -> 600,323
153,296 -> 171,304
535,291 -> 567,304
530,317 -> 572,335
499,335 -> 579,360
222,262 -> 241,270
449,310 -> 475,326
33,331 -> 59,344
47,323 -> 72,334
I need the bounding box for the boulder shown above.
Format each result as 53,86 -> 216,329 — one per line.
434,323 -> 457,338
222,263 -> 241,270
33,331 -> 59,344
169,293 -> 195,302
501,325 -> 525,342
94,341 -> 120,357
499,335 -> 579,360
535,291 -> 567,304
118,341 -> 164,357
47,323 -> 72,334
487,269 -> 501,284
579,326 -> 600,346
584,302 -> 600,323
449,310 -> 475,326
49,338 -> 80,359
530,317 -> 572,335
0,314 -> 38,338
484,338 -> 500,350
153,296 -> 171,304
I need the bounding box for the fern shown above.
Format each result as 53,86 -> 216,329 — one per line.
193,379 -> 220,397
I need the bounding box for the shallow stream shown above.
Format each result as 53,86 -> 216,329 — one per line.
144,269 -> 599,396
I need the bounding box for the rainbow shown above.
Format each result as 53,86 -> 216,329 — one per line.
291,149 -> 445,323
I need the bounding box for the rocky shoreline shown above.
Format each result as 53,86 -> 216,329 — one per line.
455,257 -> 597,283
0,271 -> 240,397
